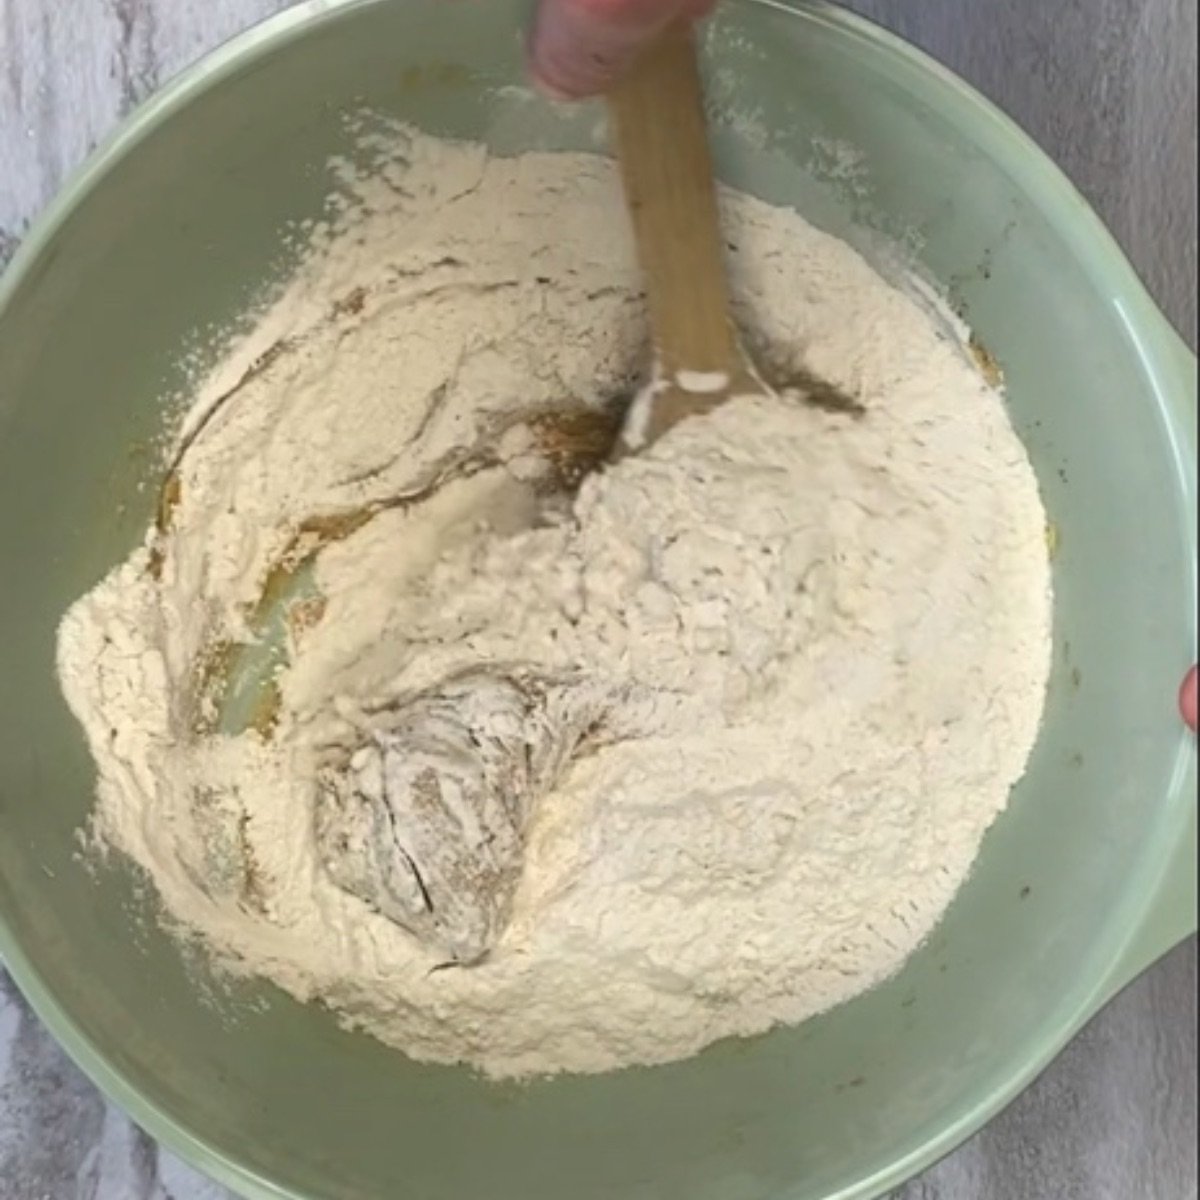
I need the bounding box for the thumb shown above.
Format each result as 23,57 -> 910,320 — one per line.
528,0 -> 711,99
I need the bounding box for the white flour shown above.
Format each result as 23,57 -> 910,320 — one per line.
56,128 -> 1051,1078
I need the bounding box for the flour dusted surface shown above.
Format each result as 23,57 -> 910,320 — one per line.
56,130 -> 1051,1079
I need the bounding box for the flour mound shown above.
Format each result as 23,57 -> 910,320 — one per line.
56,130 -> 1051,1079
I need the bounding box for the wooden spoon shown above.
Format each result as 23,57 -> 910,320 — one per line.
607,21 -> 767,452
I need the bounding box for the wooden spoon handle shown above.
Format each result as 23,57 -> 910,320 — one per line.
608,24 -> 738,381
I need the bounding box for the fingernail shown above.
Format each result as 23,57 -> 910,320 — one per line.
528,0 -> 677,99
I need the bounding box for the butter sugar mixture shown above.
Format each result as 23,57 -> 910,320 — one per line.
57,128 -> 1050,1078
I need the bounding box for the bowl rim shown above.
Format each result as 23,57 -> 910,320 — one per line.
0,2 -> 1195,1198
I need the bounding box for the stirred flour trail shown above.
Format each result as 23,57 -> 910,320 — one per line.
56,128 -> 1051,1079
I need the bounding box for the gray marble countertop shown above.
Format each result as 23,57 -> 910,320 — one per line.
1,1 -> 1196,1197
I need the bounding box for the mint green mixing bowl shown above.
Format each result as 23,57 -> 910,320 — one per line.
0,2 -> 1195,1197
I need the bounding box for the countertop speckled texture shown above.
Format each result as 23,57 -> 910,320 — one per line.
1,1 -> 1196,1197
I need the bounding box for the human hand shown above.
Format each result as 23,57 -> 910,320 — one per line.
1181,664 -> 1197,732
528,0 -> 716,98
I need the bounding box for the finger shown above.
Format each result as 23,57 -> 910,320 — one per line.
528,0 -> 694,99
1180,664 -> 1197,732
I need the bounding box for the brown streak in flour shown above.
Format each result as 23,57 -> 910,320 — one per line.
150,283 -> 398,578
188,395 -> 621,738
190,447 -> 508,738
149,338 -> 291,578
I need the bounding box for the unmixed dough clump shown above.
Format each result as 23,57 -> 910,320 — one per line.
56,126 -> 1051,1079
